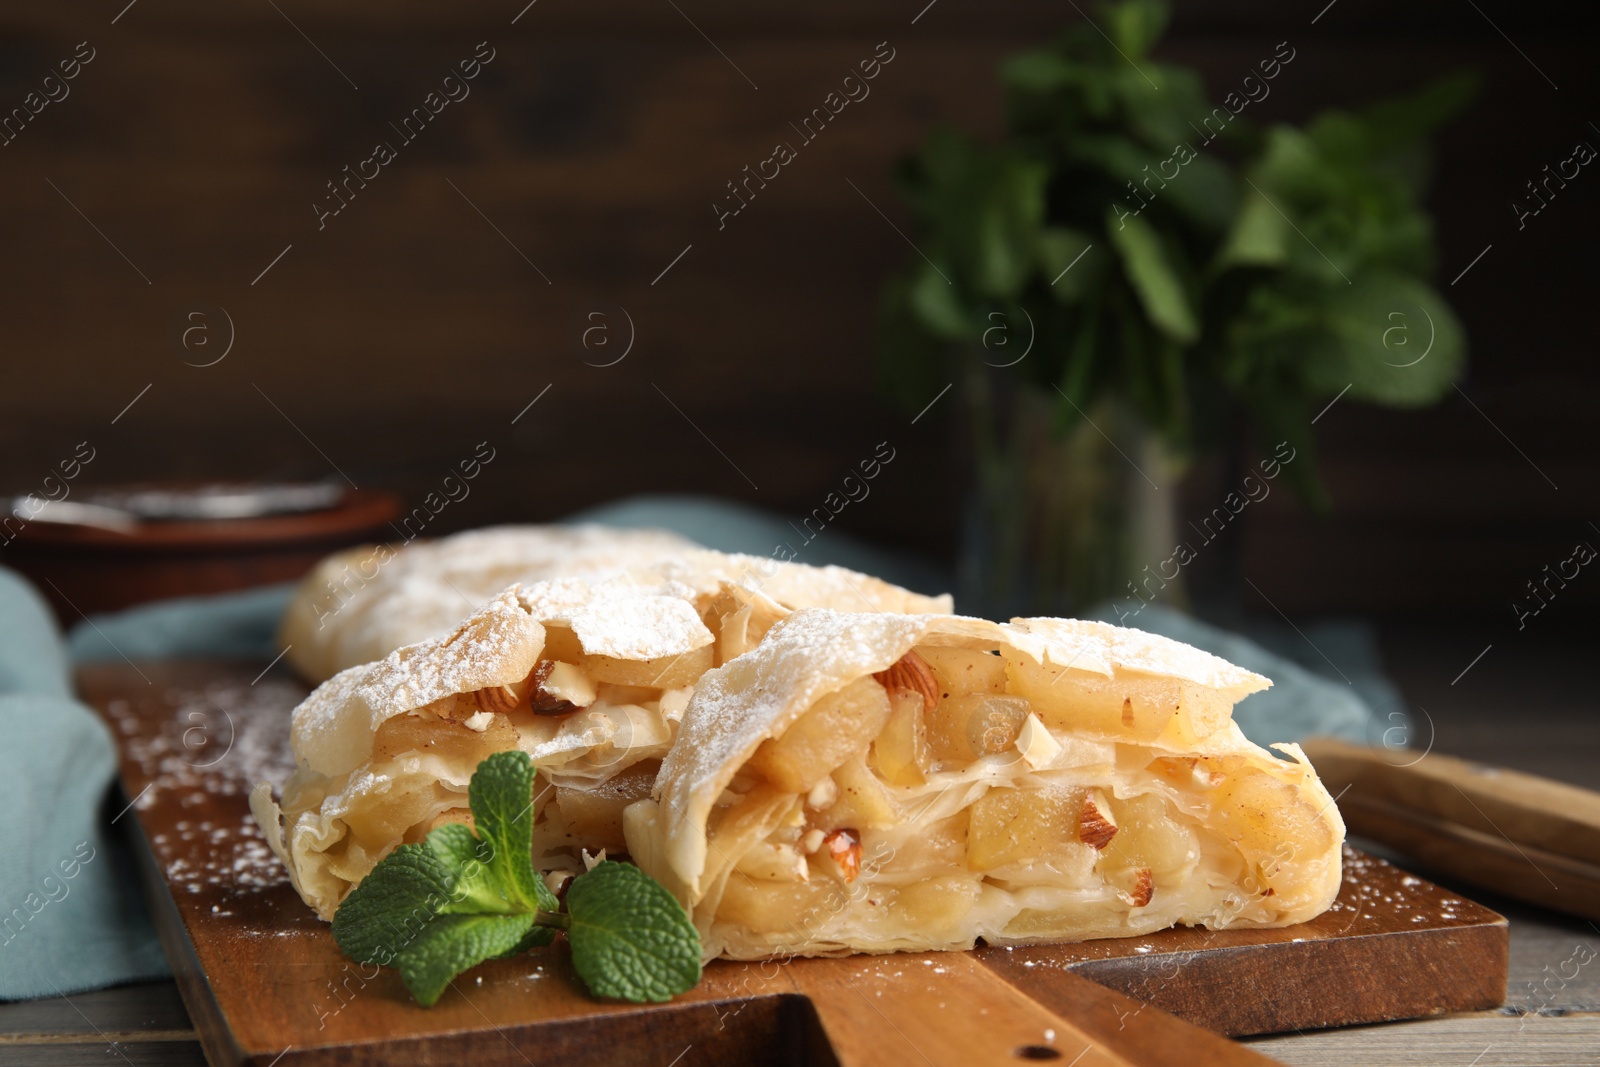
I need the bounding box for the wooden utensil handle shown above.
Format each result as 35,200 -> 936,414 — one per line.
782,952 -> 1274,1066
1301,737 -> 1600,919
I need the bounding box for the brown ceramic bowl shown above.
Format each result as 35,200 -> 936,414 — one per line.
2,486 -> 401,624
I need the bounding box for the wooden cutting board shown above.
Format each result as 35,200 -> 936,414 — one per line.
79,661 -> 1509,1066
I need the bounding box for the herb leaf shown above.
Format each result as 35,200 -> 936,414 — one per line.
330,843 -> 454,967
565,861 -> 702,1003
427,822 -> 504,915
425,820 -> 483,869
395,912 -> 544,1007
329,753 -> 699,1008
1106,209 -> 1199,344
468,750 -> 560,913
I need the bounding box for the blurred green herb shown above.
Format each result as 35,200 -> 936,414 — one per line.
877,0 -> 1474,505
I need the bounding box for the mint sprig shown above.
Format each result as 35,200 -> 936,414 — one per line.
330,750 -> 701,1007
567,860 -> 705,1003
467,750 -> 561,914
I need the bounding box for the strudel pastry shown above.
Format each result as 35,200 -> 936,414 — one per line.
279,525 -> 949,683
278,524 -> 697,683
254,564 -> 945,920
625,609 -> 1345,960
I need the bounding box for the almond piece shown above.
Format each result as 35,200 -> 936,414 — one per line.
1078,792 -> 1119,850
475,659 -> 592,716
1015,713 -> 1062,769
806,778 -> 839,811
824,828 -> 862,883
1120,868 -> 1154,909
474,683 -> 521,715
873,651 -> 940,712
544,869 -> 575,903
528,660 -> 579,716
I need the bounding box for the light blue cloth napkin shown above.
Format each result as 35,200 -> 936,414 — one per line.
66,582 -> 296,665
20,494 -> 1391,1001
0,568 -> 170,1000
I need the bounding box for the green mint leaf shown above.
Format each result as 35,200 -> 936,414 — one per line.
427,822 -> 506,915
425,820 -> 483,868
505,922 -> 559,958
330,843 -> 454,967
468,750 -> 560,913
565,861 -> 702,1003
333,755 -> 670,1009
1105,208 -> 1199,344
393,912 -> 543,1007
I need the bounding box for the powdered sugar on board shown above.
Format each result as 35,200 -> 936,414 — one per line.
103,675 -> 301,895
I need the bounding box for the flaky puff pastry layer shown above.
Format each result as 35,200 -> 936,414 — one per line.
626,609 -> 1345,962
279,524 -> 952,683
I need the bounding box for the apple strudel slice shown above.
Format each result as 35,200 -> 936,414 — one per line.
625,609 -> 1346,960
254,574 -> 784,919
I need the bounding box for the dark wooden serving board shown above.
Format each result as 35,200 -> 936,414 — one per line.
79,661 -> 1509,1067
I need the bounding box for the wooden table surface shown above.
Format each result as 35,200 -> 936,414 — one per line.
3,622 -> 1597,1066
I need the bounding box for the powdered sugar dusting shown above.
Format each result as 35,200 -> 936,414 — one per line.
284,524 -> 701,680
1005,616 -> 1271,695
288,529 -> 953,683
569,593 -> 713,660
106,678 -> 301,893
356,587 -> 541,719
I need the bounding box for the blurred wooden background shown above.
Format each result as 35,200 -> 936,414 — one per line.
1,0 -> 1596,619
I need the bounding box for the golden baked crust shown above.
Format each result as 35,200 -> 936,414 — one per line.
277,525 -> 700,682
277,524 -> 952,683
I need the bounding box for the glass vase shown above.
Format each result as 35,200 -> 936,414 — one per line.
957,368 -> 1187,621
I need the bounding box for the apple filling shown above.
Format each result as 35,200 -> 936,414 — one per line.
304,592 -> 784,900
685,646 -> 1339,957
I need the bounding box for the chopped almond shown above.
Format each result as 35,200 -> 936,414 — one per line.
474,683 -> 520,715
474,659 -> 596,717
1120,868 -> 1154,909
824,828 -> 862,883
1078,791 -> 1119,850
806,778 -> 839,810
528,659 -> 588,716
872,651 -> 940,712
1015,713 -> 1061,769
